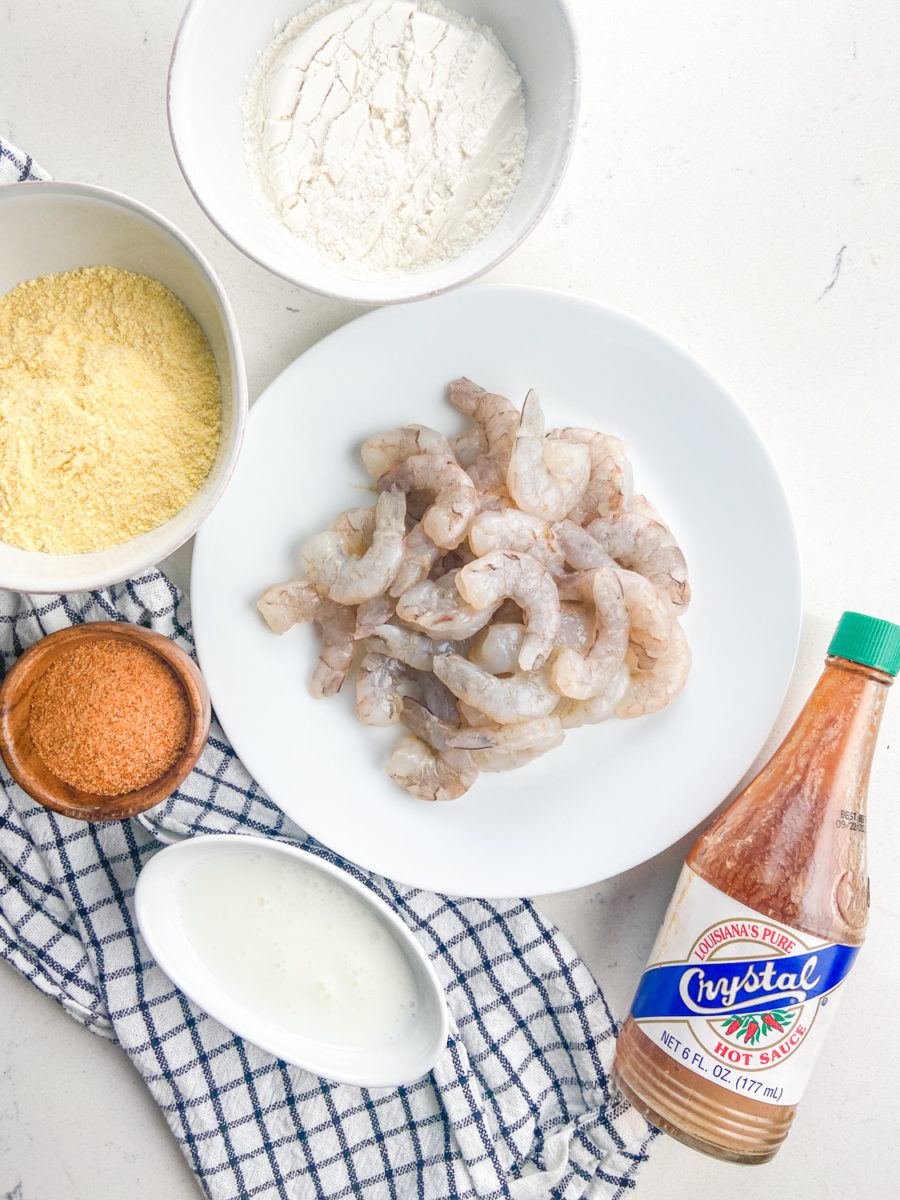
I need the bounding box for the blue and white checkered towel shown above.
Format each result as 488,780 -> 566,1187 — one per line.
0,137 -> 49,184
0,139 -> 656,1198
0,577 -> 655,1200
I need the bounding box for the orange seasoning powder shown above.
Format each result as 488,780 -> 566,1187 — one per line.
29,639 -> 191,795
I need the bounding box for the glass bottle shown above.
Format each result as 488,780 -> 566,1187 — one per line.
612,611 -> 900,1163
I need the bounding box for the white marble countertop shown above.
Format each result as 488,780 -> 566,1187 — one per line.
2,2 -> 899,1197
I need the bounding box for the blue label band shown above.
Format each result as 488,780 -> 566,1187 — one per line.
631,943 -> 859,1021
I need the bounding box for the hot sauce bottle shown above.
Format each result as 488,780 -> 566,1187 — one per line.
613,612 -> 900,1163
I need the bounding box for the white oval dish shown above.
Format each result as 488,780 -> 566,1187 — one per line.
134,834 -> 449,1086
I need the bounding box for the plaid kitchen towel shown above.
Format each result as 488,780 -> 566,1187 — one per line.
0,578 -> 656,1200
0,137 -> 49,184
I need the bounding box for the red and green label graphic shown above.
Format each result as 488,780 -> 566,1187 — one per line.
721,1009 -> 793,1045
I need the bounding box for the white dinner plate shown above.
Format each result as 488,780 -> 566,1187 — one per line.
191,285 -> 801,897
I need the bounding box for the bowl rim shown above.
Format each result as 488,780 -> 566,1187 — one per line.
0,180 -> 248,593
0,621 -> 212,822
168,0 -> 582,306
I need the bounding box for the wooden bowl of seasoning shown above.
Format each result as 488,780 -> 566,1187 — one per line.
0,622 -> 211,821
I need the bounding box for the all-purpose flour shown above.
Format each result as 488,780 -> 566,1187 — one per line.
243,0 -> 527,276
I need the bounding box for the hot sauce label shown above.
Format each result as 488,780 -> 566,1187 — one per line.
629,867 -> 859,1105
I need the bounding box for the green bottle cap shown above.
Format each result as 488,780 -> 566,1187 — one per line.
827,611 -> 900,676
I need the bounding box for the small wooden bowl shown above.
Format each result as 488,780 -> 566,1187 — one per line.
0,622 -> 211,822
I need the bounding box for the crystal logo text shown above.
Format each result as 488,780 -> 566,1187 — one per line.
679,954 -> 823,1015
631,944 -> 858,1022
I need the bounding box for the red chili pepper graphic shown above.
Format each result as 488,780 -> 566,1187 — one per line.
744,1019 -> 759,1043
763,1012 -> 784,1032
724,1019 -> 741,1035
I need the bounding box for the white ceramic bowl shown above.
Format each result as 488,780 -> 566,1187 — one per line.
135,834 -> 450,1086
0,181 -> 247,593
168,0 -> 580,305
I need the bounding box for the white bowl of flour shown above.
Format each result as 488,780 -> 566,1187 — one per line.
169,0 -> 579,304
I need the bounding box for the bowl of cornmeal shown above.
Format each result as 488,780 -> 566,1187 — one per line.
0,181 -> 247,593
168,0 -> 580,305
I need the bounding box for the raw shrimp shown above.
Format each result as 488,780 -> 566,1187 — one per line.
616,619 -> 692,719
256,579 -> 356,697
395,570 -> 500,640
458,700 -> 497,728
553,521 -> 670,666
302,486 -> 407,604
308,598 -> 357,698
415,670 -> 463,725
361,424 -> 453,480
365,623 -> 458,672
549,428 -> 633,523
586,512 -> 690,609
553,519 -> 617,572
449,425 -> 486,469
389,521 -> 441,596
386,735 -> 477,801
556,602 -> 596,653
617,569 -> 670,668
456,550 -> 561,670
354,594 -> 396,640
256,578 -> 319,635
448,377 -> 519,493
471,716 -> 566,772
356,645 -> 461,726
331,506 -> 376,556
433,541 -> 478,575
468,623 -> 525,675
557,665 -> 630,728
629,492 -> 665,522
558,568 -> 670,670
550,567 -> 629,700
507,390 -> 590,522
355,652 -> 409,726
467,508 -> 563,569
432,654 -> 559,725
259,375 -> 693,802
447,377 -> 487,414
378,453 -> 478,550
399,697 -> 495,751
477,492 -> 515,515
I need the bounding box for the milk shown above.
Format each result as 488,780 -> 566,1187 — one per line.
177,845 -> 420,1048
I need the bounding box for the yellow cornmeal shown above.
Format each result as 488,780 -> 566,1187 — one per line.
0,266 -> 221,554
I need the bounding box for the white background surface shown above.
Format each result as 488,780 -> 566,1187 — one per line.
1,2 -> 898,1198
